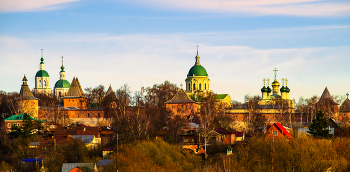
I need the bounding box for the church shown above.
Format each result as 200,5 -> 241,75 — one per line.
166,46 -> 232,121
14,50 -> 108,127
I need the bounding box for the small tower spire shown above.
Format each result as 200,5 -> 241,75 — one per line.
347,92 -> 349,99
60,56 -> 65,72
40,49 -> 45,70
195,45 -> 200,65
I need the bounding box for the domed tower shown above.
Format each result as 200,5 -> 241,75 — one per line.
185,46 -> 210,93
34,49 -> 51,95
54,56 -> 70,99
261,78 -> 268,99
280,78 -> 287,99
271,68 -> 280,95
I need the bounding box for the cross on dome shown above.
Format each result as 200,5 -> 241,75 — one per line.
267,78 -> 270,86
273,68 -> 278,80
285,78 -> 288,86
263,78 -> 266,86
347,92 -> 349,98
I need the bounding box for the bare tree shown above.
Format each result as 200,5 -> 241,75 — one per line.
244,95 -> 262,132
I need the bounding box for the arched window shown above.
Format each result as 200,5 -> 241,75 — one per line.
44,80 -> 46,86
193,83 -> 196,90
188,83 -> 191,90
59,92 -> 61,97
39,80 -> 42,87
199,83 -> 202,90
205,84 -> 207,90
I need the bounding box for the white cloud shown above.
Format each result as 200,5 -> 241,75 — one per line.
122,0 -> 350,16
0,0 -> 80,13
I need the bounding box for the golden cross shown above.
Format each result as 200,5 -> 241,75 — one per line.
263,78 -> 266,86
180,83 -> 183,89
196,45 -> 199,54
281,78 -> 285,86
346,92 -> 349,98
285,78 -> 288,86
61,56 -> 64,64
273,68 -> 278,78
267,78 -> 270,86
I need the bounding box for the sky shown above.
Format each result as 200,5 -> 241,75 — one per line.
0,0 -> 349,103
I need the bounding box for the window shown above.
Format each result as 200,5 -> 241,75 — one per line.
7,123 -> 11,128
44,80 -> 46,86
50,125 -> 55,129
59,92 -> 61,97
193,84 -> 196,90
199,83 -> 202,90
39,80 -> 42,87
231,135 -> 235,139
188,83 -> 191,90
273,131 -> 278,136
205,84 -> 206,90
88,113 -> 90,117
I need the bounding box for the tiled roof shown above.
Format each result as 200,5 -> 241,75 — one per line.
65,77 -> 84,97
5,114 -> 36,121
106,85 -> 114,96
274,123 -> 292,138
232,132 -> 244,137
340,98 -> 350,112
215,127 -> 235,134
217,94 -> 228,100
166,89 -> 196,104
318,87 -> 338,105
61,163 -> 96,172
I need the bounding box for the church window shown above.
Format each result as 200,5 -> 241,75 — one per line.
199,83 -> 202,90
188,83 -> 191,90
205,84 -> 206,90
44,80 -> 46,86
193,84 -> 196,90
59,92 -> 61,97
39,80 -> 42,87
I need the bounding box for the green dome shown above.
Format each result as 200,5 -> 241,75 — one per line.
267,86 -> 272,93
280,86 -> 287,92
187,65 -> 208,77
36,70 -> 50,77
55,79 -> 70,88
285,86 -> 290,93
261,86 -> 268,92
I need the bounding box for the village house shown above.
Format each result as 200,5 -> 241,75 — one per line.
265,123 -> 293,139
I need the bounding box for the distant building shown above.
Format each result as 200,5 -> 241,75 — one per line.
339,93 -> 350,121
54,57 -> 70,99
18,75 -> 39,118
34,49 -> 51,95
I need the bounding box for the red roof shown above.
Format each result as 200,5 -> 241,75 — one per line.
274,123 -> 292,138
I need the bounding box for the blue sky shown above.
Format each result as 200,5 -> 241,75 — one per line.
0,0 -> 349,102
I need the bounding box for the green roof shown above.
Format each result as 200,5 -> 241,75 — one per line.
35,70 -> 50,77
261,86 -> 268,92
55,79 -> 70,88
187,65 -> 208,77
280,86 -> 287,92
5,114 -> 44,122
217,94 -> 228,100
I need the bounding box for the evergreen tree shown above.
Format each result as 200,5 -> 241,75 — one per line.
308,110 -> 333,139
10,113 -> 34,138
